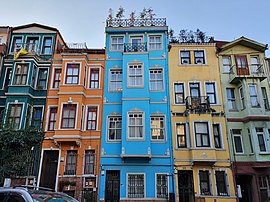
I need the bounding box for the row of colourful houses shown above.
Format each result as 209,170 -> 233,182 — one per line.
0,17 -> 269,202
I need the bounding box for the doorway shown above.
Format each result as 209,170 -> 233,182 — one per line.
178,170 -> 195,202
105,170 -> 120,202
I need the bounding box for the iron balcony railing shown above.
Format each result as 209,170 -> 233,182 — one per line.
124,43 -> 147,52
106,18 -> 166,27
185,96 -> 210,111
229,64 -> 265,75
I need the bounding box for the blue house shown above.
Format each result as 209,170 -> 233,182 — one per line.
99,18 -> 174,201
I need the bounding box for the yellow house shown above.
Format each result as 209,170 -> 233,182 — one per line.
168,43 -> 236,202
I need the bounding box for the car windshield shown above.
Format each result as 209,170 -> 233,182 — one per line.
31,193 -> 78,202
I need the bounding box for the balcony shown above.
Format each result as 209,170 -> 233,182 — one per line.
124,43 -> 147,52
185,96 -> 210,113
12,42 -> 39,54
229,64 -> 267,84
106,18 -> 166,28
0,43 -> 7,55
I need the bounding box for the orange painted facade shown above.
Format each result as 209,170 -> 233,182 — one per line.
38,44 -> 105,200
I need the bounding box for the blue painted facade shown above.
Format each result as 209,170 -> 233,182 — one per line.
99,19 -> 174,201
0,24 -> 59,130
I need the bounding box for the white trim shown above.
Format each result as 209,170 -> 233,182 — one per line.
155,173 -> 169,199
37,148 -> 61,191
173,82 -> 186,105
193,120 -> 213,148
45,105 -> 58,131
11,62 -> 31,86
84,104 -> 99,131
50,67 -> 62,89
108,67 -> 123,92
248,84 -> 260,108
9,35 -> 23,53
149,67 -> 164,92
188,81 -> 202,97
148,34 -> 163,51
127,110 -> 145,141
212,122 -> 224,149
126,172 -> 146,199
1,67 -> 12,90
6,102 -> 25,130
175,122 -> 189,149
58,102 -> 79,130
204,81 -> 219,105
232,129 -> 244,154
213,169 -> 230,196
110,35 -> 125,52
150,114 -> 166,142
198,169 -> 212,196
194,49 -> 207,65
40,35 -> 54,55
106,114 -> 122,142
127,62 -> 144,88
36,67 -> 49,90
63,62 -> 82,85
88,65 -> 101,89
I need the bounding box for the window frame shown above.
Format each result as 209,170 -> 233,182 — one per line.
215,170 -> 229,196
89,68 -> 100,89
205,82 -> 217,104
239,86 -> 246,109
222,56 -> 231,73
249,84 -> 260,107
194,122 -> 211,148
155,173 -> 169,199
256,128 -> 267,153
109,68 -> 122,92
25,36 -> 40,53
232,129 -> 244,154
213,123 -> 222,149
226,88 -> 237,110
84,150 -> 95,175
13,63 -> 29,85
47,106 -> 58,131
31,106 -> 43,129
127,111 -> 144,140
148,35 -> 162,50
36,68 -> 48,90
52,68 -> 62,89
60,104 -> 77,129
110,35 -> 124,51
42,36 -> 53,55
180,50 -> 191,64
199,170 -> 212,196
150,115 -> 165,141
250,55 -> 260,73
194,50 -> 206,64
86,106 -> 98,131
176,123 -> 187,148
127,173 -> 145,199
2,67 -> 12,90
149,68 -> 164,91
173,82 -> 185,105
65,63 -> 80,85
10,36 -> 23,53
261,87 -> 270,110
6,103 -> 24,130
64,150 -> 78,175
127,63 -> 144,88
189,82 -> 201,97
107,115 -> 122,142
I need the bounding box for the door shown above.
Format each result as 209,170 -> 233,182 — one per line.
131,36 -> 143,52
178,170 -> 195,202
39,150 -> 59,190
189,83 -> 201,108
236,175 -> 253,202
105,170 -> 120,202
235,55 -> 249,75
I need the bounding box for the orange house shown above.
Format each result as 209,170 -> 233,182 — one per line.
38,41 -> 105,201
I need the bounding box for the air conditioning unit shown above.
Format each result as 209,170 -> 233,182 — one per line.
84,177 -> 96,188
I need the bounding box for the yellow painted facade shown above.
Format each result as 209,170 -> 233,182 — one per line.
169,43 -> 236,202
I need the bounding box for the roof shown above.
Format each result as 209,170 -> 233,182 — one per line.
217,36 -> 268,52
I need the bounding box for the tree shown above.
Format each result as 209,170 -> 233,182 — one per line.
116,6 -> 125,19
140,7 -> 147,19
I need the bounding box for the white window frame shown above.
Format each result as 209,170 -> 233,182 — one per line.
127,111 -> 145,140
155,173 -> 169,199
232,129 -> 244,154
36,68 -> 49,90
58,102 -> 79,130
239,86 -> 246,109
214,169 -> 230,196
25,35 -> 40,53
9,35 -> 23,53
12,62 -> 31,86
226,88 -> 237,110
88,65 -> 102,89
41,36 -> 54,55
193,121 -> 212,148
6,102 -> 25,130
50,67 -> 62,89
198,169 -> 212,196
31,105 -> 44,129
149,68 -> 164,91
45,105 -> 58,131
148,35 -> 162,50
250,55 -> 260,73
256,128 -> 267,153
188,81 -> 202,97
261,87 -> 270,110
204,81 -> 218,105
213,123 -> 223,149
173,82 -> 185,105
107,115 -> 122,142
84,104 -> 99,131
179,50 -> 191,65
127,63 -> 144,88
126,173 -> 146,199
110,35 -> 124,51
2,67 -> 12,90
64,62 -> 82,85
249,84 -> 260,107
150,115 -> 166,141
222,56 -> 231,73
109,68 -> 122,92
175,122 -> 189,149
194,50 -> 207,64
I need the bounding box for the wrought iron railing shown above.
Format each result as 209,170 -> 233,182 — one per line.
106,18 -> 166,27
229,64 -> 265,75
185,96 -> 210,111
124,43 -> 147,52
67,42 -> 88,49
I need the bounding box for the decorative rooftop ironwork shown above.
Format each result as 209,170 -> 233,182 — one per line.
106,18 -> 166,28
124,43 -> 147,52
67,42 -> 88,49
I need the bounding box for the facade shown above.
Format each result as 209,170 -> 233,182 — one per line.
217,37 -> 270,202
99,18 -> 174,201
38,43 -> 105,201
169,42 -> 236,202
0,26 -> 10,75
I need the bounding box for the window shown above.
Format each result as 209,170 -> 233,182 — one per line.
7,104 -> 23,129
180,51 -> 190,64
151,116 -> 165,140
89,68 -> 99,88
3,68 -> 12,90
53,69 -> 61,88
31,66 -> 37,87
12,36 -> 22,52
64,150 -> 77,175
232,129 -> 243,153
86,106 -> 97,130
239,87 -> 246,109
215,171 -> 228,196
108,116 -> 122,141
249,85 -> 259,107
174,83 -> 185,104
205,82 -> 216,104
128,174 -> 145,198
195,122 -> 210,147
156,174 -> 168,198
32,107 -> 42,129
176,123 -> 187,148
213,124 -> 222,148
14,64 -> 29,85
248,129 -> 254,153
235,55 -> 248,69
250,56 -> 260,73
84,150 -> 95,174
149,69 -> 163,91
222,56 -> 231,73
190,83 -> 200,97
110,69 -> 122,91
65,63 -> 79,84
26,37 -> 39,52
111,36 -> 124,51
258,176 -> 270,202
128,112 -> 144,139
42,37 -> 52,54
199,170 -> 211,195
194,51 -> 205,64
256,128 -> 266,152
48,107 -> 57,131
149,35 -> 162,50
128,64 -> 143,87
61,104 -> 76,129
261,87 -> 269,110
226,88 -> 237,110
37,68 -> 48,89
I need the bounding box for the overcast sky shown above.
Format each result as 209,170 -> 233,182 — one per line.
1,0 -> 270,55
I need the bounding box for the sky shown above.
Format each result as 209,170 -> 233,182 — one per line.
1,0 -> 270,55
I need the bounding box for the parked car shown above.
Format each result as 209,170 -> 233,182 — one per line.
0,186 -> 78,202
